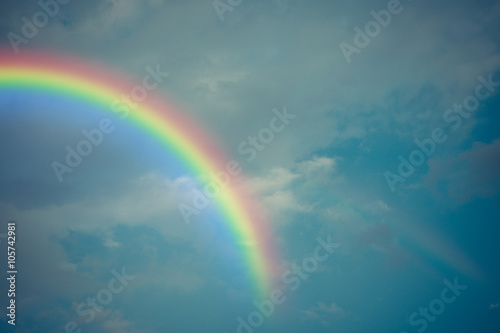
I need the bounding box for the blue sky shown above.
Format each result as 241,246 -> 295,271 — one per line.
1,0 -> 500,332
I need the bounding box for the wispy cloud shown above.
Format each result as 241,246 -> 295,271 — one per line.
301,302 -> 347,326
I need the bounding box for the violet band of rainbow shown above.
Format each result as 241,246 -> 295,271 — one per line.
0,50 -> 280,296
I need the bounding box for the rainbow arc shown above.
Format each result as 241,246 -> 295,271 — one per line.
0,50 -> 279,296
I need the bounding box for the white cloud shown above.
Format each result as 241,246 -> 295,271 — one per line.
0,173 -> 207,305
20,0 -> 500,172
364,200 -> 390,214
247,167 -> 300,194
243,158 -> 338,224
301,301 -> 347,326
263,190 -> 312,214
101,310 -> 152,333
104,234 -> 120,248
297,156 -> 337,178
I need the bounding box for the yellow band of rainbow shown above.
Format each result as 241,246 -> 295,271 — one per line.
0,50 -> 279,296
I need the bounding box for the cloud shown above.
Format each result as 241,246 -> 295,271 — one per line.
0,172 -> 211,308
301,302 -> 347,326
4,0 -> 498,171
263,190 -> 311,214
103,233 -> 120,248
99,310 -> 153,333
101,311 -> 136,333
1,1 -> 500,332
297,156 -> 338,179
364,200 -> 390,214
424,138 -> 500,204
244,157 -> 339,224
247,167 -> 300,194
74,0 -> 151,37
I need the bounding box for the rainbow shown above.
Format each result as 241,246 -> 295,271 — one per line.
0,49 -> 279,296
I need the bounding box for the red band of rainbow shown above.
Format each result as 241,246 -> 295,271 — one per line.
0,49 -> 280,296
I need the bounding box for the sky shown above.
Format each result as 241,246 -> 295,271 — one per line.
0,0 -> 500,332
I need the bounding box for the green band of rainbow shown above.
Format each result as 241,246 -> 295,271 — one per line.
0,50 -> 279,296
